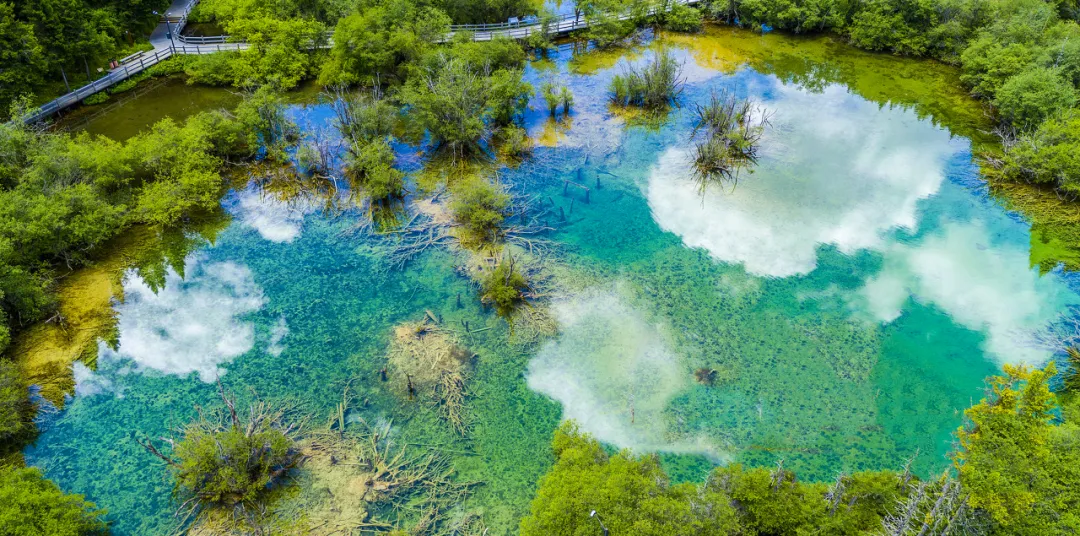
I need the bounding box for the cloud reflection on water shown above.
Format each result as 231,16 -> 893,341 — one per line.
856,221 -> 1080,365
646,80 -> 1080,365
88,254 -> 266,386
234,182 -> 317,243
647,83 -> 961,278
526,288 -> 724,458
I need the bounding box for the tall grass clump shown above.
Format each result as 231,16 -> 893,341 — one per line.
689,90 -> 770,192
609,50 -> 685,109
542,81 -> 574,117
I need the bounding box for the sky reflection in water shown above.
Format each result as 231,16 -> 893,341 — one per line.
23,32 -> 1080,536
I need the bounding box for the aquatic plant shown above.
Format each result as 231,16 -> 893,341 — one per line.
139,383 -> 302,527
481,256 -> 530,316
329,85 -> 397,146
560,86 -> 574,115
401,47 -> 531,159
234,86 -> 298,155
608,50 -> 685,110
276,420 -> 479,534
688,89 -> 770,192
498,124 -> 532,159
450,177 -> 511,245
344,138 -> 405,201
542,81 -> 561,116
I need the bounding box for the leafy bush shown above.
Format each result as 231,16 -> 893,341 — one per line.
954,363 -> 1080,533
107,78 -> 138,95
141,390 -> 301,521
579,0 -> 637,47
519,422 -> 909,535
450,177 -> 510,244
993,66 -> 1078,129
542,81 -> 562,115
402,42 -> 531,157
319,2 -> 451,85
1003,110 -> 1080,194
662,3 -> 704,32
498,124 -> 532,159
345,138 -> 405,201
81,92 -> 109,106
0,465 -> 107,536
0,360 -> 31,446
480,257 -> 529,314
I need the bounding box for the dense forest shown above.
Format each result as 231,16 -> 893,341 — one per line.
0,0 -> 166,109
3,0 -> 1080,533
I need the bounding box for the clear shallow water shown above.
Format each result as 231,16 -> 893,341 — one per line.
25,27 -> 1080,535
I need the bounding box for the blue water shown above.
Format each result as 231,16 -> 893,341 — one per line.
25,32 -> 1080,535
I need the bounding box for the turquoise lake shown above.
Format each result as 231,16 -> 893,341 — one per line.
25,28 -> 1080,535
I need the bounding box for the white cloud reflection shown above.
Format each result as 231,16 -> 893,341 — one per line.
96,254 -> 266,382
647,84 -> 963,278
855,221 -> 1080,365
234,184 -> 315,243
526,288 -> 724,458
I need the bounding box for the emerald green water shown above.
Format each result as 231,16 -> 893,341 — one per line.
25,27 -> 1080,534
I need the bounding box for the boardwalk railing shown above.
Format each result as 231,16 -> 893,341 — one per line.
25,48 -> 176,124
26,0 -> 697,123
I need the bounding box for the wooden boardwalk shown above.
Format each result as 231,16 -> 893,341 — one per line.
26,0 -> 698,123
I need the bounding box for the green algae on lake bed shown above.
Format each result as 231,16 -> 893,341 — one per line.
20,25 -> 1080,535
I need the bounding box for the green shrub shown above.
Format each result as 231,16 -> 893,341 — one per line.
480,257 -> 529,314
0,465 -> 107,536
81,92 -> 109,106
450,177 -> 509,244
145,56 -> 190,78
559,86 -> 574,114
689,90 -> 769,192
0,360 -> 32,446
107,78 -> 138,95
1003,110 -> 1080,194
141,392 -> 301,520
663,3 -> 704,33
498,125 -> 532,159
184,52 -> 240,87
993,66 -> 1078,130
542,81 -> 561,115
345,138 -> 405,201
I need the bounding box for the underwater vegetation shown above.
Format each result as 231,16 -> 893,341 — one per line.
13,15 -> 1080,536
387,315 -> 475,435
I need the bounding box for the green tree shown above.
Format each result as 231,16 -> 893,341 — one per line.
0,465 -> 107,536
0,360 -> 32,446
450,177 -> 510,244
0,4 -> 46,109
1002,109 -> 1080,193
319,0 -> 451,86
993,65 -> 1077,129
954,363 -> 1080,533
